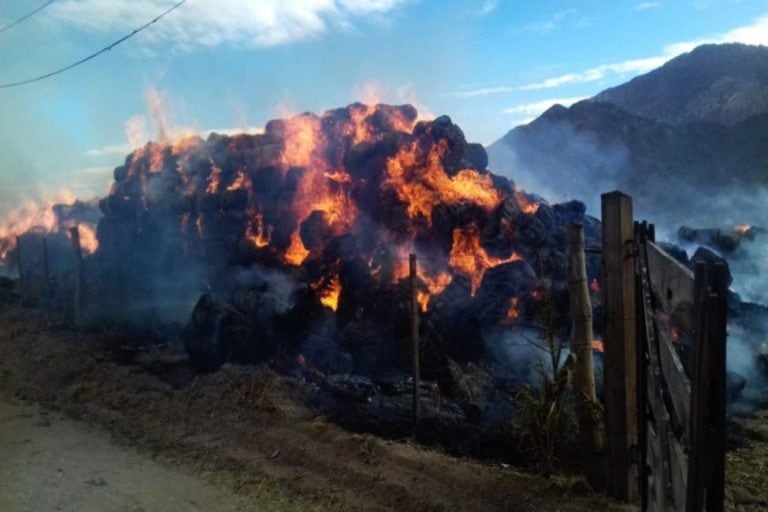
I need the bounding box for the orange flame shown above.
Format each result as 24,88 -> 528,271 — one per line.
735,224 -> 752,235
284,230 -> 310,266
0,191 -> 100,262
502,297 -> 520,324
246,211 -> 271,249
590,278 -> 600,294
385,140 -> 503,222
514,190 -> 540,215
448,225 -> 522,295
591,340 -> 604,353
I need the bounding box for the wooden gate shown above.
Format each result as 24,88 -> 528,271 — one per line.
602,192 -> 727,511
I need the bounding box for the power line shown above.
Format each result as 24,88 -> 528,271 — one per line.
0,0 -> 187,89
0,0 -> 57,34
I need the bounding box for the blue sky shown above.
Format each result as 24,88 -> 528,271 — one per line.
0,0 -> 767,211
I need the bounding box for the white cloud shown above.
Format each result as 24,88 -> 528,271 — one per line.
502,96 -> 587,116
634,2 -> 662,10
518,14 -> 768,91
477,1 -> 498,17
445,86 -> 515,98
47,0 -> 408,50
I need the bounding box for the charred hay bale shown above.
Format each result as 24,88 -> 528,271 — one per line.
185,294 -> 247,371
249,166 -> 283,195
295,329 -> 354,375
0,277 -> 18,306
463,143 -> 489,172
529,249 -> 568,282
343,134 -> 401,180
690,247 -> 733,286
337,258 -> 376,328
658,242 -> 689,265
300,211 -> 332,252
424,115 -> 469,176
339,320 -> 398,374
552,200 -> 586,224
511,211 -> 548,250
368,104 -> 418,133
474,260 -> 538,320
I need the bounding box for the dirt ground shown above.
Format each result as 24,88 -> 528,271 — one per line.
4,306 -> 765,511
0,397 -> 254,512
0,306 -> 639,512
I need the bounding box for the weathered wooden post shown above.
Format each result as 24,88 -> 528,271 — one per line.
686,262 -> 727,512
16,235 -> 25,304
566,223 -> 604,458
409,253 -> 420,427
69,226 -> 85,326
601,191 -> 638,502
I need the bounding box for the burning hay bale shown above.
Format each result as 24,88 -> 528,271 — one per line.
80,102 -> 601,375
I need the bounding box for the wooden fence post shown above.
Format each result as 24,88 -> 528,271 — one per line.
566,223 -> 604,459
601,191 -> 638,502
409,253 -> 420,427
69,226 -> 85,326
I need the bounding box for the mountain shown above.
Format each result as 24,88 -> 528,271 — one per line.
487,43 -> 768,226
594,44 -> 768,126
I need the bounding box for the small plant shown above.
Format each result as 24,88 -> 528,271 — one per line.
512,282 -> 579,472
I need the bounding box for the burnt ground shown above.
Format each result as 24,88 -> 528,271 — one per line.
0,306 -> 765,511
0,306 -> 631,512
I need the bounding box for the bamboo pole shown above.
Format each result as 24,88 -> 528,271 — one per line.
409,253 -> 420,427
566,223 -> 604,457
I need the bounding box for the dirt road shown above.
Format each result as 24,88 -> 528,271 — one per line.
0,397 -> 253,512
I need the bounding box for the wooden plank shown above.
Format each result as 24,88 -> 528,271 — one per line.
657,326 -> 692,439
669,435 -> 688,509
645,241 -> 695,335
601,191 -> 638,502
646,420 -> 666,512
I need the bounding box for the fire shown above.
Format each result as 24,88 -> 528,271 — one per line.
0,190 -> 100,263
385,140 -> 503,222
226,169 -> 251,192
448,225 -> 521,295
514,190 -> 540,215
280,114 -> 322,169
246,211 -> 271,249
207,163 -> 222,194
735,224 -> 752,235
502,297 -> 520,324
591,340 -> 604,353
314,276 -> 341,311
416,290 -> 430,312
670,326 -> 680,344
76,224 -> 99,255
284,231 -> 310,266
590,278 -> 600,294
